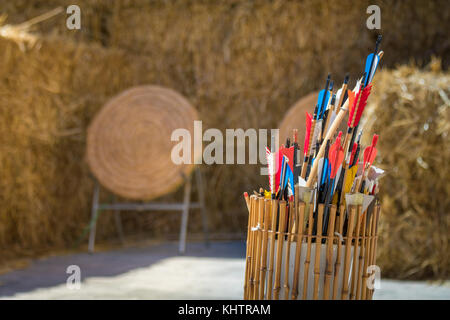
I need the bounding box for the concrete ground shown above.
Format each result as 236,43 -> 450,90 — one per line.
0,241 -> 448,300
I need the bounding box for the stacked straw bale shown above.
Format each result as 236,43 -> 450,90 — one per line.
0,0 -> 448,278
364,63 -> 449,279
0,36 -> 146,259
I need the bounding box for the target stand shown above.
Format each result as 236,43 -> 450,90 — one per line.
87,167 -> 209,254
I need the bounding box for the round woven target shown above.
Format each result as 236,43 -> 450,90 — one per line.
87,85 -> 199,200
279,91 -> 318,145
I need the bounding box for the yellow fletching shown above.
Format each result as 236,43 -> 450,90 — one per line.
344,165 -> 359,195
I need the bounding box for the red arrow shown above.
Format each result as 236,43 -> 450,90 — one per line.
363,134 -> 378,168
303,112 -> 312,156
329,132 -> 344,179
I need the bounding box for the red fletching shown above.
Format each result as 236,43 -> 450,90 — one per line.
336,131 -> 343,143
371,133 -> 378,148
281,146 -> 295,173
303,112 -> 312,156
347,89 -> 358,127
329,132 -> 344,179
353,84 -> 372,127
363,134 -> 379,168
274,149 -> 283,191
349,142 -> 358,165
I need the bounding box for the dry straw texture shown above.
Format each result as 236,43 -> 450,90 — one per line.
363,63 -> 449,279
0,37 -> 139,259
0,0 -> 448,278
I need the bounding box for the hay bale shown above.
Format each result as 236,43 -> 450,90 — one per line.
87,86 -> 198,200
364,63 -> 449,279
0,35 -> 143,259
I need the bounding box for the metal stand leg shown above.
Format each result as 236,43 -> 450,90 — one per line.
179,174 -> 192,254
114,211 -> 125,244
196,168 -> 209,247
88,182 -> 100,253
112,194 -> 125,244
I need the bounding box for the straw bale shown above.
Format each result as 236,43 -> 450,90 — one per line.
363,63 -> 449,279
0,36 -> 144,259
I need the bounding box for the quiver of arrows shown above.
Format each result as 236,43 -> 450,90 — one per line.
243,196 -> 381,300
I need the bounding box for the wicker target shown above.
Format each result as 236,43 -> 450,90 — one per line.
87,85 -> 199,200
279,91 -> 318,144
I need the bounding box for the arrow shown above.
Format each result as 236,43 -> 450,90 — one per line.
329,132 -> 344,179
321,132 -> 344,235
322,94 -> 336,137
358,134 -> 379,192
335,74 -> 350,110
301,104 -> 318,179
347,83 -> 372,130
317,74 -> 331,120
363,134 -> 378,167
348,142 -> 358,168
364,35 -> 382,86
318,140 -> 331,203
293,129 -> 301,186
303,112 -> 312,158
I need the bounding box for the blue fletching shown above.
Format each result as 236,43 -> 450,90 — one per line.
330,178 -> 336,197
364,53 -> 380,86
320,159 -> 328,185
284,164 -> 295,195
317,89 -> 330,119
326,161 -> 331,184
